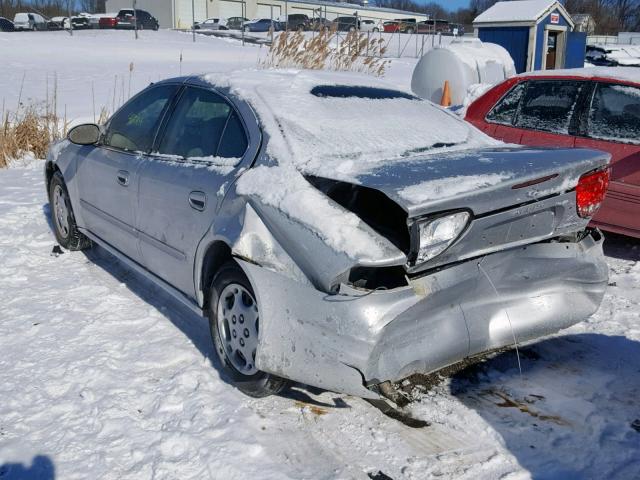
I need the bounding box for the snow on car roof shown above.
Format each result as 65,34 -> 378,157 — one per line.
516,66 -> 640,85
473,0 -> 560,23
203,69 -> 494,181
201,69 -> 497,261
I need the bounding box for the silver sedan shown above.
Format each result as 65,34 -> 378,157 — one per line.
45,70 -> 610,400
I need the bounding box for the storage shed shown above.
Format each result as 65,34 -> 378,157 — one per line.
473,0 -> 586,73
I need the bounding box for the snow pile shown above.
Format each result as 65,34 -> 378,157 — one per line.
205,69 -> 491,181
588,44 -> 640,67
521,66 -> 640,84
236,165 -> 397,260
474,0 -> 559,23
398,172 -> 512,203
205,68 -> 496,259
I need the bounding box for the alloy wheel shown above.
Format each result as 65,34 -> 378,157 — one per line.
216,283 -> 260,375
52,184 -> 70,239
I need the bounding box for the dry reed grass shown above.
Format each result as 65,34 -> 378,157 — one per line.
0,68 -> 124,168
262,29 -> 390,77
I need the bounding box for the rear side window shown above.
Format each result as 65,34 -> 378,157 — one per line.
104,84 -> 177,152
486,82 -> 526,125
217,111 -> 248,158
515,80 -> 584,134
588,83 -> 640,144
158,87 -> 247,161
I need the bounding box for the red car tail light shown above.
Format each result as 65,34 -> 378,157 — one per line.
576,169 -> 610,218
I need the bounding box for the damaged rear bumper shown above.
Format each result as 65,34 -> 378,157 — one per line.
238,230 -> 608,398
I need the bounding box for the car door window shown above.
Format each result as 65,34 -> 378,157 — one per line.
486,82 -> 526,125
104,84 -> 177,153
157,87 -> 247,161
515,80 -> 584,134
588,83 -> 640,144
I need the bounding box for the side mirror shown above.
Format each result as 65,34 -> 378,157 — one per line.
68,123 -> 100,146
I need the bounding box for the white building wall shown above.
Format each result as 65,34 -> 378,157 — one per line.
105,0 -> 173,28
174,0 -> 208,28
110,0 -> 425,29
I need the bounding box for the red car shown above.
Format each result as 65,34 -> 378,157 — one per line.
98,16 -> 118,29
466,68 -> 640,238
383,21 -> 399,33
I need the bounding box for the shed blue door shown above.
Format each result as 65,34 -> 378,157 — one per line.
566,31 -> 587,68
478,27 -> 529,73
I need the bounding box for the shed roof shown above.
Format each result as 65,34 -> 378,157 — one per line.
473,0 -> 567,24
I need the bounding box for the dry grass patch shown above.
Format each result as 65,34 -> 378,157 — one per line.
0,106 -> 68,168
262,30 -> 390,77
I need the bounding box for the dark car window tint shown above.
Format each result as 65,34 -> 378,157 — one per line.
589,83 -> 640,144
311,85 -> 416,100
217,111 -> 248,158
104,84 -> 177,152
158,87 -> 235,160
515,80 -> 584,134
486,82 -> 526,125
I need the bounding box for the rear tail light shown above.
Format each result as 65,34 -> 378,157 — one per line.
576,169 -> 610,218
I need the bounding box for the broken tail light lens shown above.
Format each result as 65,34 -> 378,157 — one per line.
576,169 -> 610,218
412,211 -> 470,265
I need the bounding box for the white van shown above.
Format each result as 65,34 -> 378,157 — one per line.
13,12 -> 46,31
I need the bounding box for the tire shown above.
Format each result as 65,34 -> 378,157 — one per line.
49,171 -> 92,251
406,28 -> 414,34
373,27 -> 379,32
208,261 -> 288,397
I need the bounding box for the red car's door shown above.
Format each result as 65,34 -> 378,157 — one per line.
493,124 -> 523,143
575,81 -> 640,237
520,129 -> 575,147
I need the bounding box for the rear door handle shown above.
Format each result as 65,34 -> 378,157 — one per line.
188,191 -> 207,211
117,170 -> 130,186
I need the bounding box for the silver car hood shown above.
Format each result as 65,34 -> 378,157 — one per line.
341,146 -> 611,218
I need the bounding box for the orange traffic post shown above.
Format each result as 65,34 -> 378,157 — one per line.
440,80 -> 452,107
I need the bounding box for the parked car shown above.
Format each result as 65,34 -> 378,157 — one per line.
47,16 -> 70,30
416,19 -> 451,34
383,21 -> 399,33
194,18 -> 226,30
586,44 -> 640,67
47,70 -> 610,399
310,16 -> 331,31
243,18 -> 279,32
115,9 -> 159,30
71,16 -> 91,29
0,17 -> 15,32
466,67 -> 640,238
333,16 -> 358,32
13,12 -> 46,31
225,16 -> 248,30
282,13 -> 310,31
395,18 -> 417,34
359,19 -> 381,32
98,14 -> 118,29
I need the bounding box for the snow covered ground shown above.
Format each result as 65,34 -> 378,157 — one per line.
1,29 -> 639,480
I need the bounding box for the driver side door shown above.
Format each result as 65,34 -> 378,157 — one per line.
76,84 -> 179,263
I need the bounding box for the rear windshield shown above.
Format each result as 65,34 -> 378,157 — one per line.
310,85 -> 417,100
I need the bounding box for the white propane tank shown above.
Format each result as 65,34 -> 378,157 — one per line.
411,38 -> 516,106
